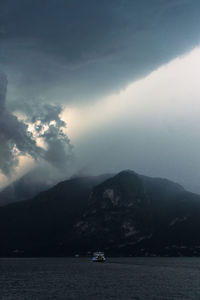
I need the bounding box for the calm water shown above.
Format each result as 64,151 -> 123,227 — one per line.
0,257 -> 200,299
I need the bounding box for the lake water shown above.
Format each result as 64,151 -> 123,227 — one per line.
0,257 -> 200,299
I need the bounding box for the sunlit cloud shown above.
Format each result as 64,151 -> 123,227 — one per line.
62,47 -> 200,141
61,47 -> 200,192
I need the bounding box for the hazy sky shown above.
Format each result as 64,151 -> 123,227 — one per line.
0,0 -> 200,192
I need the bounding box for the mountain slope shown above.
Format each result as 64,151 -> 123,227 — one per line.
69,171 -> 200,256
0,174 -> 112,256
0,170 -> 200,256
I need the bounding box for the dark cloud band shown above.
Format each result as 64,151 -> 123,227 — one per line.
1,0 -> 200,103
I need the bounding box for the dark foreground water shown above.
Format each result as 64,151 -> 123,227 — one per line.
0,257 -> 200,299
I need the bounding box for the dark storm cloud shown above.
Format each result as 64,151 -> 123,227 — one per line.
0,72 -> 42,175
1,0 -> 200,103
0,72 -> 6,110
0,72 -> 72,176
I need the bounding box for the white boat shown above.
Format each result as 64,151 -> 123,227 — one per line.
92,251 -> 106,262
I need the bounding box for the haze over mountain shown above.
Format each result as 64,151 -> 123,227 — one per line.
1,170 -> 200,257
0,169 -> 53,206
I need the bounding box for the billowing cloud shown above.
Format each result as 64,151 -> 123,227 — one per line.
21,102 -> 73,172
0,72 -> 72,179
0,72 -> 42,175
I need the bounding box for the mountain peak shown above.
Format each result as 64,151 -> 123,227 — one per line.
88,170 -> 148,209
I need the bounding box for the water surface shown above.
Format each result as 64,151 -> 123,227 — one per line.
0,257 -> 200,299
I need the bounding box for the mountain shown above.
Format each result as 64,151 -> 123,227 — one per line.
69,171 -> 200,256
0,170 -> 200,257
0,174 -> 112,256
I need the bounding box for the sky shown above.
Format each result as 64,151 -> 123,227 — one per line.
0,0 -> 200,192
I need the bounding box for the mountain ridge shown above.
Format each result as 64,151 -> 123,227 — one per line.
0,170 -> 200,257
